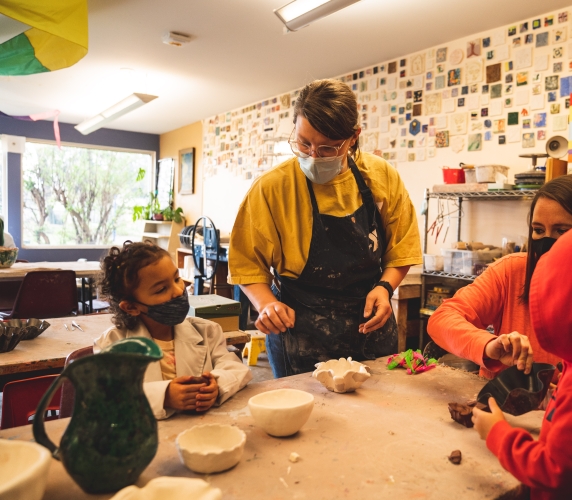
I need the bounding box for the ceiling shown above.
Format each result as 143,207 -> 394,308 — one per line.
0,0 -> 570,135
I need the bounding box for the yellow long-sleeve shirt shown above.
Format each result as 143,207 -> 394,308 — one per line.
228,152 -> 422,285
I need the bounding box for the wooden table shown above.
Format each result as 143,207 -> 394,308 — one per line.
0,315 -> 251,377
0,359 -> 542,499
393,266 -> 422,352
0,261 -> 102,281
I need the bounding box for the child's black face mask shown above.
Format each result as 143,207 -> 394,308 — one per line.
137,288 -> 190,326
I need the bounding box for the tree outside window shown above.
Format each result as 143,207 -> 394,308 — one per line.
23,142 -> 153,247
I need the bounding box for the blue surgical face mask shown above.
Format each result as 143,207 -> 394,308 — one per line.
137,288 -> 190,326
298,155 -> 345,184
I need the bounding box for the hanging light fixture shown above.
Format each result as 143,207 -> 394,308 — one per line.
74,93 -> 158,135
274,0 -> 361,32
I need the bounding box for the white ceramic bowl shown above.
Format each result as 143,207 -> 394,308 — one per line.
0,439 -> 52,500
248,389 -> 314,437
312,357 -> 371,393
176,424 -> 246,474
110,477 -> 222,500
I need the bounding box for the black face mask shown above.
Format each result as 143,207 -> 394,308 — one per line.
137,288 -> 190,326
530,237 -> 557,260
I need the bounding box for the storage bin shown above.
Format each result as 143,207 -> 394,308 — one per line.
441,248 -> 502,276
475,165 -> 509,183
442,168 -> 465,184
423,254 -> 444,272
463,168 -> 477,183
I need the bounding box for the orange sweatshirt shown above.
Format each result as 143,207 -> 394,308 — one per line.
427,253 -> 561,379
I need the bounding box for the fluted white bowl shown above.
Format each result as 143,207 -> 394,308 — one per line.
176,424 -> 246,474
312,357 -> 371,393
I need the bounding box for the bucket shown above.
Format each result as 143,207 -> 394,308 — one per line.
442,168 -> 465,184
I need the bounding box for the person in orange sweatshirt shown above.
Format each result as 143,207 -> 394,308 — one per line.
472,226 -> 572,500
427,176 -> 572,379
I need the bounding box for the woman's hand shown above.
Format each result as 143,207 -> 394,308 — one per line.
359,287 -> 392,334
195,373 -> 219,412
472,397 -> 506,440
255,301 -> 295,334
164,375 -> 208,411
484,332 -> 534,374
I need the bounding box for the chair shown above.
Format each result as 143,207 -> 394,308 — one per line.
59,346 -> 94,418
0,270 -> 78,319
1,375 -> 62,429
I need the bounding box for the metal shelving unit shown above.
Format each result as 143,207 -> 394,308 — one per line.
419,189 -> 536,347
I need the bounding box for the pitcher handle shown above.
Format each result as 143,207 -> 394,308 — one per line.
32,374 -> 68,461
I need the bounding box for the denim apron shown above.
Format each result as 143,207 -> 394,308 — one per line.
266,157 -> 398,377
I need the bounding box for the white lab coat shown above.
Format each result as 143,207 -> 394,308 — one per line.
94,316 -> 253,420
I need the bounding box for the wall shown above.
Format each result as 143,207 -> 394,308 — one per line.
200,6 -> 571,253
0,116 -> 160,262
159,121 -> 203,229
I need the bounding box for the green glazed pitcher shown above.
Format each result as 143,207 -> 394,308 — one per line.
33,337 -> 163,494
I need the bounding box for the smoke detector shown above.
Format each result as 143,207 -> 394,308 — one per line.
162,31 -> 193,47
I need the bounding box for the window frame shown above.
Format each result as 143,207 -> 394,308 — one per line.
21,138 -> 156,250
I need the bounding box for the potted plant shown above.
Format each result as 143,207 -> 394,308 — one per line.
161,207 -> 184,223
133,193 -> 161,222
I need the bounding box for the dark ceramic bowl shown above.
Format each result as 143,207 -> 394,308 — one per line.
0,323 -> 27,352
477,363 -> 556,416
5,318 -> 50,341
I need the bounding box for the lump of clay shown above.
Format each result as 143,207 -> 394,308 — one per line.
448,402 -> 474,428
448,450 -> 462,465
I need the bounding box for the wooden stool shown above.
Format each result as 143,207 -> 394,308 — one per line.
242,333 -> 266,366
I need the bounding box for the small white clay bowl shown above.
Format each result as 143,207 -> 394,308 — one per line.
110,477 -> 222,500
248,389 -> 314,437
312,357 -> 371,393
0,439 -> 52,500
176,424 -> 246,474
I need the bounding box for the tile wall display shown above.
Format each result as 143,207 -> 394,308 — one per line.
202,8 -> 571,181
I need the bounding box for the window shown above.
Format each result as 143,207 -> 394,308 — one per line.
22,141 -> 154,247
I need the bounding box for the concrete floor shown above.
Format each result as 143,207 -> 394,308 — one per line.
242,352 -> 274,383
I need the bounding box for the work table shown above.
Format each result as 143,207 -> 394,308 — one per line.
0,358 -> 543,499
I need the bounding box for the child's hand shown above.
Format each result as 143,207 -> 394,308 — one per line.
164,376 -> 208,411
195,372 -> 219,413
472,397 -> 506,440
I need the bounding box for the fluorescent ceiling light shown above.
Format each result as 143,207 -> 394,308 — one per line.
274,0 -> 360,31
74,93 -> 158,135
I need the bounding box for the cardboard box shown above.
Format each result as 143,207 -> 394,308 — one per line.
208,315 -> 240,332
187,294 -> 241,318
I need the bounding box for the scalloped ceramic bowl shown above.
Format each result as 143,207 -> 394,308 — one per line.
312,357 -> 371,393
6,319 -> 51,341
176,424 -> 246,474
110,477 -> 222,500
0,439 -> 52,500
0,322 -> 28,353
0,247 -> 18,268
248,389 -> 314,437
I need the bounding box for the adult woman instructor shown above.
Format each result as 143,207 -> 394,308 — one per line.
428,176 -> 572,379
229,79 -> 422,377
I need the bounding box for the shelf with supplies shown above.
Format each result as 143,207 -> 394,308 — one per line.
141,220 -> 185,258
419,188 -> 535,338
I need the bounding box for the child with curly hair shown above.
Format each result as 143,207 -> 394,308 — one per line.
94,241 -> 252,420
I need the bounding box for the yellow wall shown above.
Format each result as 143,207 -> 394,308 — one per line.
159,121 -> 203,227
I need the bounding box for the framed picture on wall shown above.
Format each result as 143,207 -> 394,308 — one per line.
178,147 -> 195,195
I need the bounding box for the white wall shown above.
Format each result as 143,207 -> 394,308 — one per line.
203,6 -> 571,253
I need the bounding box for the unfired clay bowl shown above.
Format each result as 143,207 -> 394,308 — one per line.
176,424 -> 246,474
0,439 -> 52,500
110,477 -> 222,500
248,389 -> 314,437
312,357 -> 371,393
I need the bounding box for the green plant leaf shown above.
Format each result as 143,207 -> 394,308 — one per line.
136,168 -> 146,182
